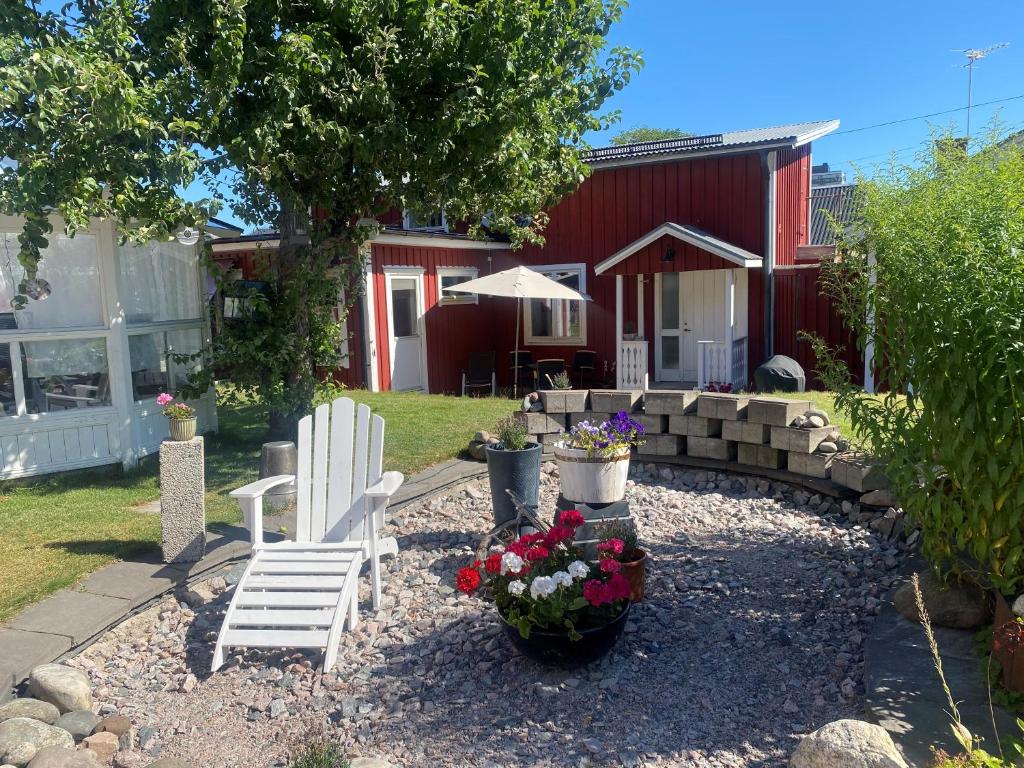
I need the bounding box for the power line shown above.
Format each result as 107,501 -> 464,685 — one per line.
830,94 -> 1024,136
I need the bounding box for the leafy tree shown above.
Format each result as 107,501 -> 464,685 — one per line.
1,1 -> 641,436
610,126 -> 692,145
813,129 -> 1024,594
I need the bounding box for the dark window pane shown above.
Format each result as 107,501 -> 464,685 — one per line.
391,279 -> 417,337
21,338 -> 111,413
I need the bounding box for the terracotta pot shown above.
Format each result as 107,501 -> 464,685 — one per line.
993,592 -> 1024,692
168,417 -> 197,442
620,549 -> 647,601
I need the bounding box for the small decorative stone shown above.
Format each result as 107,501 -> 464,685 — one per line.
27,667 -> 92,716
791,414 -> 809,428
52,712 -> 100,742
349,759 -> 395,768
0,717 -> 75,767
860,489 -> 898,507
791,719 -> 907,767
25,746 -> 102,768
0,701 -> 59,726
893,570 -> 992,629
817,441 -> 838,454
91,718 -> 129,739
143,760 -> 192,768
806,414 -> 826,428
1012,594 -> 1024,618
81,733 -> 117,765
806,408 -> 830,425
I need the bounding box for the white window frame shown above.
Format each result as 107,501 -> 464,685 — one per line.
524,263 -> 587,346
436,266 -> 479,306
402,209 -> 448,233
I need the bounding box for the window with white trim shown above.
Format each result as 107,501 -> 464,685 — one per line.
524,264 -> 586,345
403,210 -> 447,232
436,267 -> 478,305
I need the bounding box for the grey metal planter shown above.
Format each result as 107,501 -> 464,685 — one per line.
485,442 -> 542,526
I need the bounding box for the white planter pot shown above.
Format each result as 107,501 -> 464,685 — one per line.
553,441 -> 631,504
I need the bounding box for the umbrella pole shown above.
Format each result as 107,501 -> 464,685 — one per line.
513,297 -> 521,401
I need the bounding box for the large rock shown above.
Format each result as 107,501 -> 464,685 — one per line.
893,570 -> 992,629
27,667 -> 92,715
861,489 -> 898,508
26,746 -> 102,768
80,733 -> 116,765
0,702 -> 59,726
791,719 -> 908,768
51,712 -> 100,743
0,718 -> 75,767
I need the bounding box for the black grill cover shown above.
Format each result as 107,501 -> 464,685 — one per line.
754,355 -> 806,393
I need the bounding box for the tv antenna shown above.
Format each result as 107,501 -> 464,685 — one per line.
953,43 -> 1009,138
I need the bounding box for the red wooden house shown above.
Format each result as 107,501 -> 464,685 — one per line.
212,119 -> 862,394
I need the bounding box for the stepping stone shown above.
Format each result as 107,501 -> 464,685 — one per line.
0,701 -> 58,726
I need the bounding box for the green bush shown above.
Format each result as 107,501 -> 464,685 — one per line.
288,738 -> 349,768
816,127 -> 1024,594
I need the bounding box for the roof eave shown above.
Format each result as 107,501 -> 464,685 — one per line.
594,222 -> 762,274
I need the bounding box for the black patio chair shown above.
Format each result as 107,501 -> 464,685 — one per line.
536,358 -> 567,390
509,350 -> 537,392
462,351 -> 496,397
571,349 -> 597,389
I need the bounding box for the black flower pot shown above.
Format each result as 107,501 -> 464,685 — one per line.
485,442 -> 542,526
499,602 -> 631,668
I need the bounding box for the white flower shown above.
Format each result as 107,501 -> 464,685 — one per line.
507,580 -> 526,596
530,576 -> 556,600
551,570 -> 572,588
568,560 -> 590,580
500,552 -> 524,575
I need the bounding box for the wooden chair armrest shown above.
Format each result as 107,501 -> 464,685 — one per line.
229,474 -> 295,500
366,471 -> 404,499
230,475 -> 295,549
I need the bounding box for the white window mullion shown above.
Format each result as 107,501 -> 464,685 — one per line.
10,341 -> 26,416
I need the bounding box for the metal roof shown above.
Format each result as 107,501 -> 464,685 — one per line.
809,184 -> 860,245
584,119 -> 840,166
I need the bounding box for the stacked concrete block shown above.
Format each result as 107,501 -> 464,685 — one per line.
568,411 -> 611,429
643,390 -> 699,416
788,451 -> 835,479
636,413 -> 669,434
643,434 -> 684,456
669,414 -> 722,437
737,443 -> 787,469
590,389 -> 642,413
721,420 -> 771,445
514,410 -> 566,447
770,425 -> 834,454
747,397 -> 812,427
832,453 -> 889,492
539,389 -> 589,414
687,435 -> 736,461
696,393 -> 749,421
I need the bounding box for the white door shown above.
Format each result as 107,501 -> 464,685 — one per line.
384,270 -> 426,391
655,271 -> 727,383
655,272 -> 683,381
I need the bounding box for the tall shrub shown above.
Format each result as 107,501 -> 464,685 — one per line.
816,130 -> 1024,594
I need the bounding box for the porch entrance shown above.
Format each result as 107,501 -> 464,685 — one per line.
384,267 -> 427,392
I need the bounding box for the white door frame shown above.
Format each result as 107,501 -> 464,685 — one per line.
653,272 -> 684,382
382,266 -> 429,393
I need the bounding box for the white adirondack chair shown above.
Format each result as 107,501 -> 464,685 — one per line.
212,397 -> 403,672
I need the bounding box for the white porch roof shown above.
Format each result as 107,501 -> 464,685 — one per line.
594,222 -> 763,275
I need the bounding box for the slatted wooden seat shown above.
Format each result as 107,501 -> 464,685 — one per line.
212,397 -> 403,672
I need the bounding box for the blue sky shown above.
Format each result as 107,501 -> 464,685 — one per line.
593,1 -> 1024,177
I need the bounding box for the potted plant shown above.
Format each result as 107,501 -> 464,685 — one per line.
457,510 -> 631,667
553,411 -> 645,504
157,392 -> 197,441
597,522 -> 647,602
539,371 -> 588,414
485,415 -> 542,527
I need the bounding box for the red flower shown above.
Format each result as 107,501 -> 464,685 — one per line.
583,579 -> 608,607
558,509 -> 586,529
544,525 -> 574,548
525,545 -> 550,562
597,538 -> 625,556
455,567 -> 481,595
518,532 -> 545,547
484,553 -> 502,574
599,558 -> 621,574
606,572 -> 631,601
506,539 -> 529,557
994,619 -> 1024,654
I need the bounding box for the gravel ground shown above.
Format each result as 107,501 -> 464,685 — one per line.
69,464 -> 908,768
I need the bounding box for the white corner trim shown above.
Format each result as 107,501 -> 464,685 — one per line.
371,232 -> 509,250
792,119 -> 841,148
594,222 -> 763,275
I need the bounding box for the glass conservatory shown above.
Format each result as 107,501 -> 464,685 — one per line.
0,215 -> 222,478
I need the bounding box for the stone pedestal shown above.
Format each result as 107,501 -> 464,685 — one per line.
159,437 -> 206,563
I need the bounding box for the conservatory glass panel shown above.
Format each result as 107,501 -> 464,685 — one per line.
129,333 -> 168,400
21,338 -> 111,414
119,240 -> 201,324
0,233 -> 103,329
167,328 -> 203,391
0,344 -> 14,416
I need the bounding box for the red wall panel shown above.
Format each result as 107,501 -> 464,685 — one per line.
775,145 -> 812,266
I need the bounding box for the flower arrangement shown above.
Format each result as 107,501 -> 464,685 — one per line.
704,381 -> 733,393
545,371 -> 572,390
157,392 -> 194,420
561,410 -> 645,456
457,509 -> 630,640
597,520 -> 641,561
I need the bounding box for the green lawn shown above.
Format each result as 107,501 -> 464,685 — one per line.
0,390 -> 516,622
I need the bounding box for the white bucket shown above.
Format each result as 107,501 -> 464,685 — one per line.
553,442 -> 631,504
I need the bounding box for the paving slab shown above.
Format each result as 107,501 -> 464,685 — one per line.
7,590 -> 130,646
0,629 -> 72,696
79,557 -> 191,608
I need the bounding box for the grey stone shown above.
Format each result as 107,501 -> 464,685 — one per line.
0,718 -> 75,767
1012,594 -> 1024,618
806,414 -> 827,428
467,441 -> 486,461
27,667 -> 92,715
137,727 -> 158,751
143,760 -> 192,768
893,571 -> 992,629
790,719 -> 907,768
159,437 -> 206,563
349,759 -> 395,768
861,489 -> 898,507
806,408 -> 830,424
50,712 -> 99,742
0,631 -> 72,694
817,441 -> 838,454
0,701 -> 58,726
25,746 -> 102,768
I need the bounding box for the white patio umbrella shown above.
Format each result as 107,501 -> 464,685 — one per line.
444,265 -> 589,397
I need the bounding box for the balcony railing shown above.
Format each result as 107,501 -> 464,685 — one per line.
618,340 -> 648,390
697,337 -> 748,390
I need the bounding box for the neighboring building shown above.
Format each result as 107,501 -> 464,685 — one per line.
0,214 -> 240,478
809,183 -> 859,245
214,119 -> 863,396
